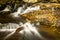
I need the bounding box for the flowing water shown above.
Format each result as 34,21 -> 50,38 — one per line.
0,5 -> 46,40
19,22 -> 45,40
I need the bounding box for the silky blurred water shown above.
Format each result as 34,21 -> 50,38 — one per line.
0,5 -> 46,40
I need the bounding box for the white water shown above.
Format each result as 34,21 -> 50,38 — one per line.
22,5 -> 40,14
2,6 -> 10,11
10,5 -> 40,17
19,22 -> 45,40
0,5 -> 45,40
4,22 -> 45,40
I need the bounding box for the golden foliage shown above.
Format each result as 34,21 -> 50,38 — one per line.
22,10 -> 58,26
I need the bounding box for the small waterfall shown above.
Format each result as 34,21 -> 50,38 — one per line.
0,5 -> 45,40
0,23 -> 20,31
22,5 -> 40,14
4,22 -> 45,40
19,22 -> 45,40
10,5 -> 40,17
